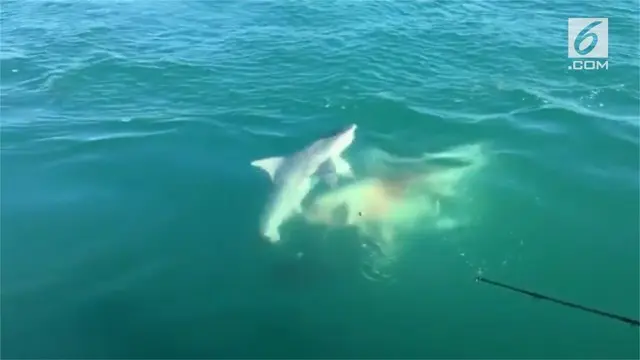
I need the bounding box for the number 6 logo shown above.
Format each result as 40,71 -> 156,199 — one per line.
568,18 -> 608,59
574,20 -> 602,56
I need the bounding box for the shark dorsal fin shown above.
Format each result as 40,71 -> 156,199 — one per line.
251,156 -> 285,181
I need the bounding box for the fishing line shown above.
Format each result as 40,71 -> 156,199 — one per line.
476,276 -> 640,327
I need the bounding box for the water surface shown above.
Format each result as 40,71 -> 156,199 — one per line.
1,0 -> 639,358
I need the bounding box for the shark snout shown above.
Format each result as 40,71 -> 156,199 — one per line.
326,123 -> 357,140
341,124 -> 357,138
332,123 -> 357,149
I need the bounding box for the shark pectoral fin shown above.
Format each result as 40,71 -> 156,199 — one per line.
251,156 -> 285,181
331,156 -> 354,177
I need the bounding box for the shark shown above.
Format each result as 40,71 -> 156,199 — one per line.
301,142 -> 489,242
251,124 -> 358,243
302,173 -> 442,242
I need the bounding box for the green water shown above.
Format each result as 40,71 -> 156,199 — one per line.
1,1 -> 639,358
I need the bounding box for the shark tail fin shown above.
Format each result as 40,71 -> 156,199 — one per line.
263,227 -> 281,243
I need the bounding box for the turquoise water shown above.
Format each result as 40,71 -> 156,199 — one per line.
2,0 -> 639,358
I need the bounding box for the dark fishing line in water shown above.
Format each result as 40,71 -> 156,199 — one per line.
476,276 -> 640,327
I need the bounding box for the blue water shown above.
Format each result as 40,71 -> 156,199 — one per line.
1,1 -> 639,358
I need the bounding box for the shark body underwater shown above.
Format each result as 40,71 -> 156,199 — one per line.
251,124 -> 358,243
301,143 -> 488,242
302,173 -> 440,242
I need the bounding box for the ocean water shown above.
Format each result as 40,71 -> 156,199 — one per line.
1,0 -> 639,358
